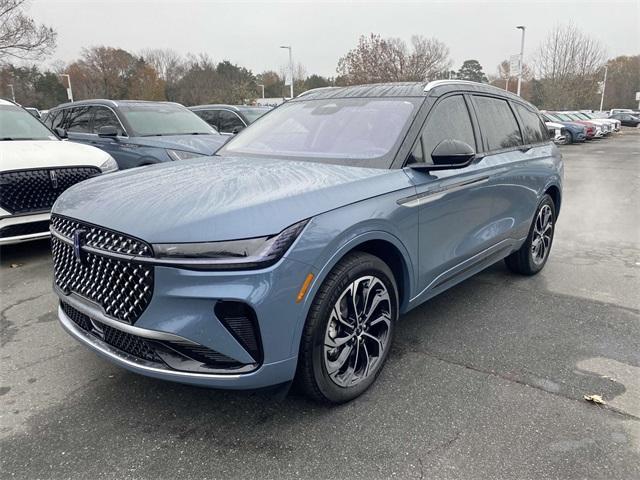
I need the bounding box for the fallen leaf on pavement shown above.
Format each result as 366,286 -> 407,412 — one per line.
583,394 -> 606,405
10,263 -> 22,268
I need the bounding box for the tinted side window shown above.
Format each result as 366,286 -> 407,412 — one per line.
194,110 -> 219,129
92,107 -> 123,134
474,96 -> 523,150
513,103 -> 547,144
411,95 -> 476,164
217,110 -> 244,133
45,110 -> 60,129
67,106 -> 92,133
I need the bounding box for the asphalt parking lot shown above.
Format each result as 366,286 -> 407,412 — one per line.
1,129 -> 639,480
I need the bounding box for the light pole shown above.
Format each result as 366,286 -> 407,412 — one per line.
516,25 -> 526,97
599,65 -> 608,112
7,84 -> 15,102
59,73 -> 74,102
258,84 -> 265,99
280,45 -> 293,99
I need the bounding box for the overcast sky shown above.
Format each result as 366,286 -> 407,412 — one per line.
31,0 -> 639,77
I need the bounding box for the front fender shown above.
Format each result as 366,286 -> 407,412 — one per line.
284,190 -> 419,356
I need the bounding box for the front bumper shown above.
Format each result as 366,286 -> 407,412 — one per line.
0,212 -> 51,246
55,256 -> 314,389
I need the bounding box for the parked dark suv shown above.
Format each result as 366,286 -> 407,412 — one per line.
45,100 -> 227,169
189,104 -> 271,134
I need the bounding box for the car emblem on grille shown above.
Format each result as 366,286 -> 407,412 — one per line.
49,170 -> 59,189
73,229 -> 87,264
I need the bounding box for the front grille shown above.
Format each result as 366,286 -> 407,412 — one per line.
51,216 -> 154,324
0,220 -> 50,239
61,302 -> 161,362
0,167 -> 100,214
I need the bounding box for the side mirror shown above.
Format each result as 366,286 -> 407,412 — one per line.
231,125 -> 245,134
98,125 -> 119,137
54,127 -> 67,139
410,139 -> 476,171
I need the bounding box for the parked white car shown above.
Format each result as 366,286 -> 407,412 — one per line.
544,121 -> 566,144
0,99 -> 118,245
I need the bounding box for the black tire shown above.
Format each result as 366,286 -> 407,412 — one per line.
565,131 -> 573,145
295,251 -> 398,404
505,194 -> 556,275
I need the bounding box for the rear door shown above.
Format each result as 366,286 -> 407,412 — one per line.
471,95 -> 551,245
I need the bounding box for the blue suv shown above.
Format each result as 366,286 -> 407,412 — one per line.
51,81 -> 563,403
45,100 -> 227,169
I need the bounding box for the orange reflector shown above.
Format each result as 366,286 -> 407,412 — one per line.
296,273 -> 314,303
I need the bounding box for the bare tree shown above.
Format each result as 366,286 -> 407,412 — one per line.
535,24 -> 607,108
0,0 -> 56,62
336,33 -> 450,85
140,48 -> 185,83
405,36 -> 451,81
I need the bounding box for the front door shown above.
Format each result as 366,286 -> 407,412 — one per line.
405,94 -> 503,303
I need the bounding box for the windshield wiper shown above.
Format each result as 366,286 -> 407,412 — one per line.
0,137 -> 42,141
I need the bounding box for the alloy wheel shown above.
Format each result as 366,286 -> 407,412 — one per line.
531,204 -> 553,265
323,276 -> 391,388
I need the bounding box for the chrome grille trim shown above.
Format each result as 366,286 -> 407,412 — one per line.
51,215 -> 153,256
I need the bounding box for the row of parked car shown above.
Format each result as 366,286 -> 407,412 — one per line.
542,109 -> 639,145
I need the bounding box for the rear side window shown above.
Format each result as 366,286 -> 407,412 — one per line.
411,95 -> 476,164
67,106 -> 92,133
513,103 -> 548,144
92,107 -> 123,135
473,96 -> 523,150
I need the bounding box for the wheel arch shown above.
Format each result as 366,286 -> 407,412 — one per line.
544,184 -> 561,216
289,230 -> 415,357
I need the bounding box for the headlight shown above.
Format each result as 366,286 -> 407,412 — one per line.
99,155 -> 118,173
152,219 -> 309,270
167,149 -> 208,161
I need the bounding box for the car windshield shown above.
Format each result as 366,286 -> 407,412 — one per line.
0,105 -> 57,141
239,107 -> 271,123
118,103 -> 217,137
553,113 -> 572,122
574,113 -> 591,120
218,98 -> 420,168
544,113 -> 563,123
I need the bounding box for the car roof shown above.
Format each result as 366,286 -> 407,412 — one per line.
51,99 -> 183,110
295,80 -> 537,108
189,104 -> 271,111
0,98 -> 18,106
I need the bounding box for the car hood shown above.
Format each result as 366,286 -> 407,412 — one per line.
53,156 -> 412,243
0,140 -> 111,171
131,134 -> 228,155
545,122 -> 564,129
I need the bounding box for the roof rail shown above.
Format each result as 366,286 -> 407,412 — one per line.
297,86 -> 339,98
424,79 -> 491,92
